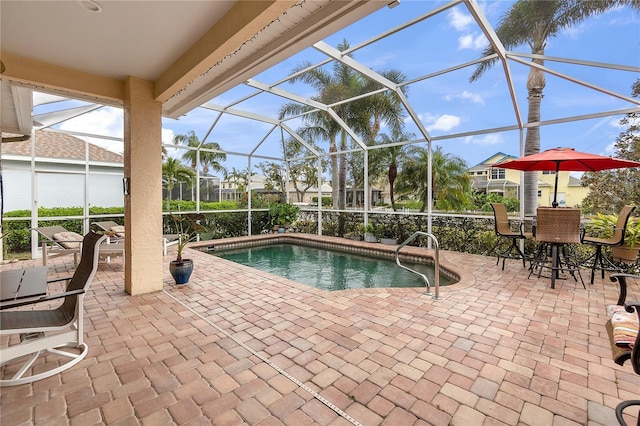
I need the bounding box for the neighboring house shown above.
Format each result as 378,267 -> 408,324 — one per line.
165,174 -> 221,204
220,174 -> 268,202
469,152 -> 589,208
287,182 -> 332,205
1,130 -> 124,212
220,175 -> 334,205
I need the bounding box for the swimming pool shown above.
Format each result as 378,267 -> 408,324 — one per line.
210,242 -> 456,291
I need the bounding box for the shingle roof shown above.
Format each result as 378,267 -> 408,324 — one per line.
1,130 -> 123,163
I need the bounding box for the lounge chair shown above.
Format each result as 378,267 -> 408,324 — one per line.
0,231 -> 106,386
33,225 -> 124,266
92,220 -> 179,256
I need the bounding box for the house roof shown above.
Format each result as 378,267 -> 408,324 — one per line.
568,175 -> 584,187
469,152 -> 518,171
1,130 -> 123,163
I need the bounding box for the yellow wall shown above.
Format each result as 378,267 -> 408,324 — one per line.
501,169 -> 587,207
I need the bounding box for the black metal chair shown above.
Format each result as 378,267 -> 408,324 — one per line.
491,203 -> 532,270
582,205 -> 636,285
0,231 -> 106,386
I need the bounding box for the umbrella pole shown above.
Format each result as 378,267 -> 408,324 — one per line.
552,162 -> 560,208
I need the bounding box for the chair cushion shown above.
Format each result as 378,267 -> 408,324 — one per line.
610,309 -> 639,348
110,226 -> 125,237
52,231 -> 83,249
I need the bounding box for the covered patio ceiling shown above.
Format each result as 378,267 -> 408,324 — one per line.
0,0 -> 388,137
1,0 -> 639,167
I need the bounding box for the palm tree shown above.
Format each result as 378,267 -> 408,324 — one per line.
397,146 -> 471,212
470,0 -> 640,217
162,158 -> 196,211
281,40 -> 407,214
225,167 -> 256,202
376,130 -> 415,211
174,130 -> 227,176
279,102 -> 340,208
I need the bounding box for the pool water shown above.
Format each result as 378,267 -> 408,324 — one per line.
213,243 -> 455,291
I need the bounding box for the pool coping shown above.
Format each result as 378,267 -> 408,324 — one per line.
189,233 -> 475,293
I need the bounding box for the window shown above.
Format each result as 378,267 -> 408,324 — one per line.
490,168 -> 505,179
538,191 -> 542,197
542,170 -> 556,175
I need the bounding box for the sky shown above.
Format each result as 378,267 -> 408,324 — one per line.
35,0 -> 640,177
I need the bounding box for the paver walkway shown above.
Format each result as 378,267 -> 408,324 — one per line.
1,235 -> 638,425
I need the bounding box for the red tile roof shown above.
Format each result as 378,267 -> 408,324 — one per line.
2,130 -> 123,163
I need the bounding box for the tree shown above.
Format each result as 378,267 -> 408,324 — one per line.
174,130 -> 227,176
259,162 -> 287,202
470,0 -> 640,217
376,130 -> 415,211
281,39 -> 407,215
581,79 -> 640,214
283,137 -> 327,203
396,146 -> 471,212
162,158 -> 196,210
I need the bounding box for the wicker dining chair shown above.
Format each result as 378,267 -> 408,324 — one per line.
529,207 -> 584,288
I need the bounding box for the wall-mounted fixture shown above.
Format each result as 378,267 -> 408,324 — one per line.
77,0 -> 102,13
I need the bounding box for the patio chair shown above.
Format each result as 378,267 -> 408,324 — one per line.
491,203 -> 533,270
582,205 -> 636,285
605,273 -> 640,426
0,231 -> 107,386
34,225 -> 124,266
92,220 -> 180,256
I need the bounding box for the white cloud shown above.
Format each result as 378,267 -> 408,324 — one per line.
448,8 -> 473,31
464,133 -> 503,146
57,107 -> 123,154
59,107 -> 123,137
57,107 -> 176,155
444,90 -> 484,105
421,114 -> 461,132
458,32 -> 487,50
448,8 -> 486,50
162,128 -> 175,144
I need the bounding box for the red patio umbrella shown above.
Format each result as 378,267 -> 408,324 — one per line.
491,147 -> 640,207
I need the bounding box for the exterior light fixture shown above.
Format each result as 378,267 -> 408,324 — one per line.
77,0 -> 102,13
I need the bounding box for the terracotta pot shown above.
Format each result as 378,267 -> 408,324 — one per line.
611,245 -> 640,263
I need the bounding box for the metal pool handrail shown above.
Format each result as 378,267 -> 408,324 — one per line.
395,231 -> 441,300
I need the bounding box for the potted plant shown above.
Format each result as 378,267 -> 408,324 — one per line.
378,223 -> 398,245
586,213 -> 640,263
168,214 -> 206,284
364,222 -> 378,243
269,203 -> 300,233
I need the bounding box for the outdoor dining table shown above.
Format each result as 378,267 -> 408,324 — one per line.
0,266 -> 48,304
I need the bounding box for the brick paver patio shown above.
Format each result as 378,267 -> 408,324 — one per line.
1,234 -> 638,425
